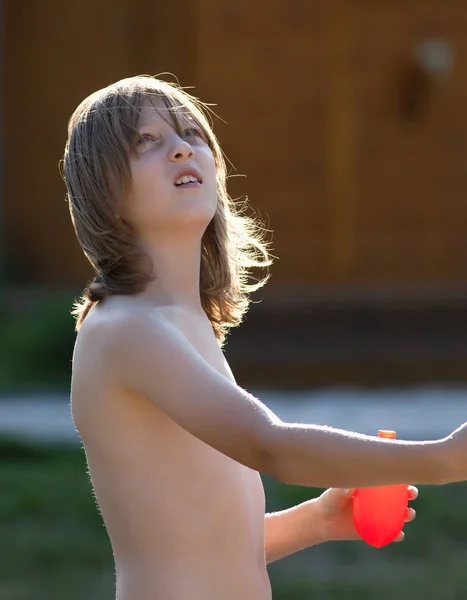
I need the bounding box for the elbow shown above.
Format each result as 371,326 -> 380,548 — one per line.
254,423 -> 288,483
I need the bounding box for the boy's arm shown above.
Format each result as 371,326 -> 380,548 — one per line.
103,311 -> 466,488
264,501 -> 323,564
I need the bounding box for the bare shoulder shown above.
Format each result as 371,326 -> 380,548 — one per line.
71,295 -> 165,393
73,296 -> 199,400
75,296 -> 171,357
70,296 -> 176,429
72,297 -> 281,475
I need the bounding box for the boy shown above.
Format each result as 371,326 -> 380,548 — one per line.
62,75 -> 467,600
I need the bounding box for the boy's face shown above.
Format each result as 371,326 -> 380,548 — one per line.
123,98 -> 217,240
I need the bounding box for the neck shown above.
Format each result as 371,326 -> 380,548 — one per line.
135,234 -> 204,311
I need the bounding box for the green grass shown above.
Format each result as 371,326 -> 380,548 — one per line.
1,438 -> 467,600
0,439 -> 114,600
0,290 -> 77,390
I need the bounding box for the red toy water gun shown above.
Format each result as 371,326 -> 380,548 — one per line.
352,430 -> 410,548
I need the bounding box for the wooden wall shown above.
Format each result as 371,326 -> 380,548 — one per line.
4,0 -> 467,295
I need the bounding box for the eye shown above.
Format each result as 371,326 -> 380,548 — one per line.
182,127 -> 204,139
138,133 -> 155,145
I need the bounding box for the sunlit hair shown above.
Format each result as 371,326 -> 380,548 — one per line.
60,74 -> 272,346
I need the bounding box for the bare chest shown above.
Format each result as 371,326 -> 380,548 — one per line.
71,304 -> 266,560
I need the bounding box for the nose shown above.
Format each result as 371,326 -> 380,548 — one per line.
168,134 -> 195,162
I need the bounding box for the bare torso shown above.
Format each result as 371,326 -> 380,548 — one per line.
70,296 -> 271,600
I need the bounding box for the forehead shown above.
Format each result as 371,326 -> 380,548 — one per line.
137,96 -> 197,129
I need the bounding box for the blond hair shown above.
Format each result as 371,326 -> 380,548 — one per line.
60,75 -> 272,346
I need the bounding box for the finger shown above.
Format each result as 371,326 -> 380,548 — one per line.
394,530 -> 405,543
404,508 -> 416,522
408,486 -> 418,501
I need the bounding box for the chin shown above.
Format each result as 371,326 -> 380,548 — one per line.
181,194 -> 217,219
169,204 -> 215,234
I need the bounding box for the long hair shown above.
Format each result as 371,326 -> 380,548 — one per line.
60,74 -> 272,346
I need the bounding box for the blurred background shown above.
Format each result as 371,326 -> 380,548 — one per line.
1,0 -> 467,598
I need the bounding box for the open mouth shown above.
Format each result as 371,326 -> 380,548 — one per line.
175,182 -> 202,189
174,175 -> 202,187
174,168 -> 203,187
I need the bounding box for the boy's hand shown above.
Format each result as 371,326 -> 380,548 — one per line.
315,486 -> 418,543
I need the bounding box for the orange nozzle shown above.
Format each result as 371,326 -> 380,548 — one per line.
378,430 -> 396,439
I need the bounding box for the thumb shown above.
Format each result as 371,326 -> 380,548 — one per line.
326,487 -> 356,501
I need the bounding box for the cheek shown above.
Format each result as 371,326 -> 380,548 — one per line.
203,155 -> 218,192
130,164 -> 168,206
125,180 -> 170,229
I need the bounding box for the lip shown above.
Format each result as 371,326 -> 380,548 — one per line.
173,167 -> 203,186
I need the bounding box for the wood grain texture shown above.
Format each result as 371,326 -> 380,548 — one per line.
4,0 -> 467,291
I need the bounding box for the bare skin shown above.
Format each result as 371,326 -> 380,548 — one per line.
72,298 -> 270,600
71,296 -> 424,600
70,97 -> 467,600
